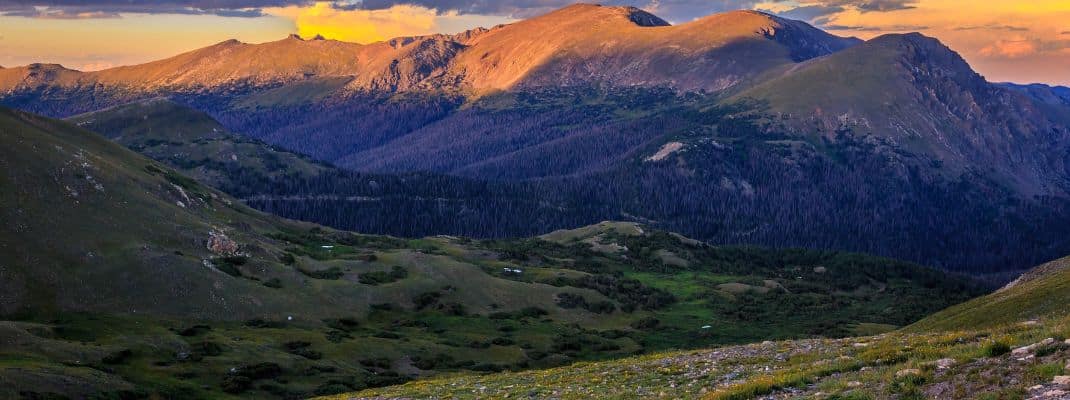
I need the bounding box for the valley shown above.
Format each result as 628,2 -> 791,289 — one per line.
1,106 -> 980,398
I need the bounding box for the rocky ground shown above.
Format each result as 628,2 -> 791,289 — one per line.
324,316 -> 1070,400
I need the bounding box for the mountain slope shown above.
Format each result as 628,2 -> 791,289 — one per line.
0,4 -> 859,112
442,5 -> 858,92
66,98 -> 329,192
328,306 -> 1070,400
61,98 -> 607,239
0,35 -> 367,92
907,255 -> 1070,332
0,107 -> 984,398
0,105 -> 598,321
733,33 -> 1070,196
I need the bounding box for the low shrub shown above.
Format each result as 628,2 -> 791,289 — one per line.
983,341 -> 1011,357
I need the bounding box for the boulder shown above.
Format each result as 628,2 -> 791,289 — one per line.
936,358 -> 956,369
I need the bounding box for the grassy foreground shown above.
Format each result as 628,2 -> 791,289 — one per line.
327,253 -> 1070,400
324,315 -> 1070,399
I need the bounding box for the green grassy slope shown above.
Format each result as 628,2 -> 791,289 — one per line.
66,98 -> 328,191
907,256 -> 1070,332
329,312 -> 1070,400
330,256 -> 1070,400
0,107 -> 984,398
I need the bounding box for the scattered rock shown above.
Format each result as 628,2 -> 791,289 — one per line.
1054,376 -> 1070,387
936,358 -> 956,369
896,369 -> 923,378
207,231 -> 240,256
1041,389 -> 1067,398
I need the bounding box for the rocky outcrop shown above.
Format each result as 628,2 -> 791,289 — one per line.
206,230 -> 240,256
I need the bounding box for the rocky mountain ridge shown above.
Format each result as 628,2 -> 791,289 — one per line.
0,4 -> 858,98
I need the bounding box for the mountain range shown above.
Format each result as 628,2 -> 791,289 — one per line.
0,6 -> 857,97
4,4 -> 1070,273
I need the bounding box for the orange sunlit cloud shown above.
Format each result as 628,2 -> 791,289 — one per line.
766,0 -> 1070,84
264,2 -> 512,44
266,3 -> 438,43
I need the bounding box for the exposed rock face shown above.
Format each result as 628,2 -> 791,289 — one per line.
206,231 -> 239,256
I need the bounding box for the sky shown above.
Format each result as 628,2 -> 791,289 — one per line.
0,0 -> 1067,86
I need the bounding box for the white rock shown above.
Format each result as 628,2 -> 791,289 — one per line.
936,358 -> 956,369
1010,344 -> 1035,357
1054,376 -> 1070,386
896,369 -> 922,378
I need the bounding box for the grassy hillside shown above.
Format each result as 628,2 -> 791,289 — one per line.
328,311 -> 1070,400
66,98 -> 328,191
331,250 -> 1070,400
0,107 -> 983,399
907,256 -> 1070,332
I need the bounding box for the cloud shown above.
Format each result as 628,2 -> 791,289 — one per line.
786,0 -> 916,13
769,5 -> 845,21
1,6 -> 120,18
265,2 -> 441,43
0,0 -> 911,22
356,0 -> 770,22
979,39 -> 1038,58
954,24 -> 1028,32
76,61 -> 118,71
978,37 -> 1070,59
824,23 -> 927,31
853,0 -> 915,12
0,1 -> 304,18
